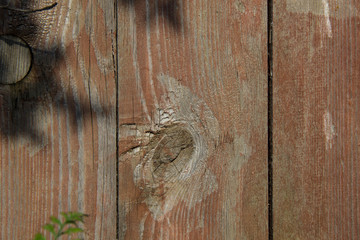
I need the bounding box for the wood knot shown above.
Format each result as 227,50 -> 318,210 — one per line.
134,124 -> 195,192
150,125 -> 194,180
0,35 -> 32,84
133,123 -> 219,219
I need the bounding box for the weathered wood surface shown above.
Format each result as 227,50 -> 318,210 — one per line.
0,0 -> 268,239
0,0 -> 117,239
273,0 -> 360,239
0,35 -> 32,84
117,0 -> 268,239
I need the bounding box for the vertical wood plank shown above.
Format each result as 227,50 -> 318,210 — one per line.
117,0 -> 268,239
273,0 -> 360,239
0,0 -> 117,238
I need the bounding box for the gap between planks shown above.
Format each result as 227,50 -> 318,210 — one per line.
267,0 -> 274,239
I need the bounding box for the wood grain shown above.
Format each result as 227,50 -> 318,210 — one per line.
117,0 -> 268,239
0,35 -> 32,84
273,0 -> 360,239
0,0 -> 117,239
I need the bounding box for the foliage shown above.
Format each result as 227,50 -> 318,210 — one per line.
34,212 -> 87,240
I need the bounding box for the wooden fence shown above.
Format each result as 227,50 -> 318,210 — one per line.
0,0 -> 359,239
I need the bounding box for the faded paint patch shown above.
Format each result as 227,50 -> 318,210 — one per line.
234,0 -> 245,14
287,0 -> 336,38
234,135 -> 252,169
323,111 -> 336,150
321,0 -> 332,37
286,0 -> 359,17
221,134 -> 252,239
132,74 -> 219,220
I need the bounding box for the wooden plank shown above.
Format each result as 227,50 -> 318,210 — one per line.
0,0 -> 117,238
273,0 -> 360,239
0,35 -> 32,84
117,0 -> 268,239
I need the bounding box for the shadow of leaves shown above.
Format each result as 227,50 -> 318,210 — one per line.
118,0 -> 182,31
0,1 -> 111,144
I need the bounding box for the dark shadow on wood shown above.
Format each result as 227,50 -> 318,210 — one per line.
118,0 -> 182,31
0,1 -> 111,144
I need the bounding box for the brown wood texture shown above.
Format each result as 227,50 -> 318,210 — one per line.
0,0 -> 117,239
117,0 -> 268,239
273,0 -> 360,239
0,35 -> 32,84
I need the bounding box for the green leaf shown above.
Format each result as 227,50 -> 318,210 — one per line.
60,212 -> 69,221
34,212 -> 87,240
50,216 -> 62,226
63,227 -> 83,234
34,233 -> 46,240
43,224 -> 56,235
62,212 -> 87,225
68,212 -> 86,222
